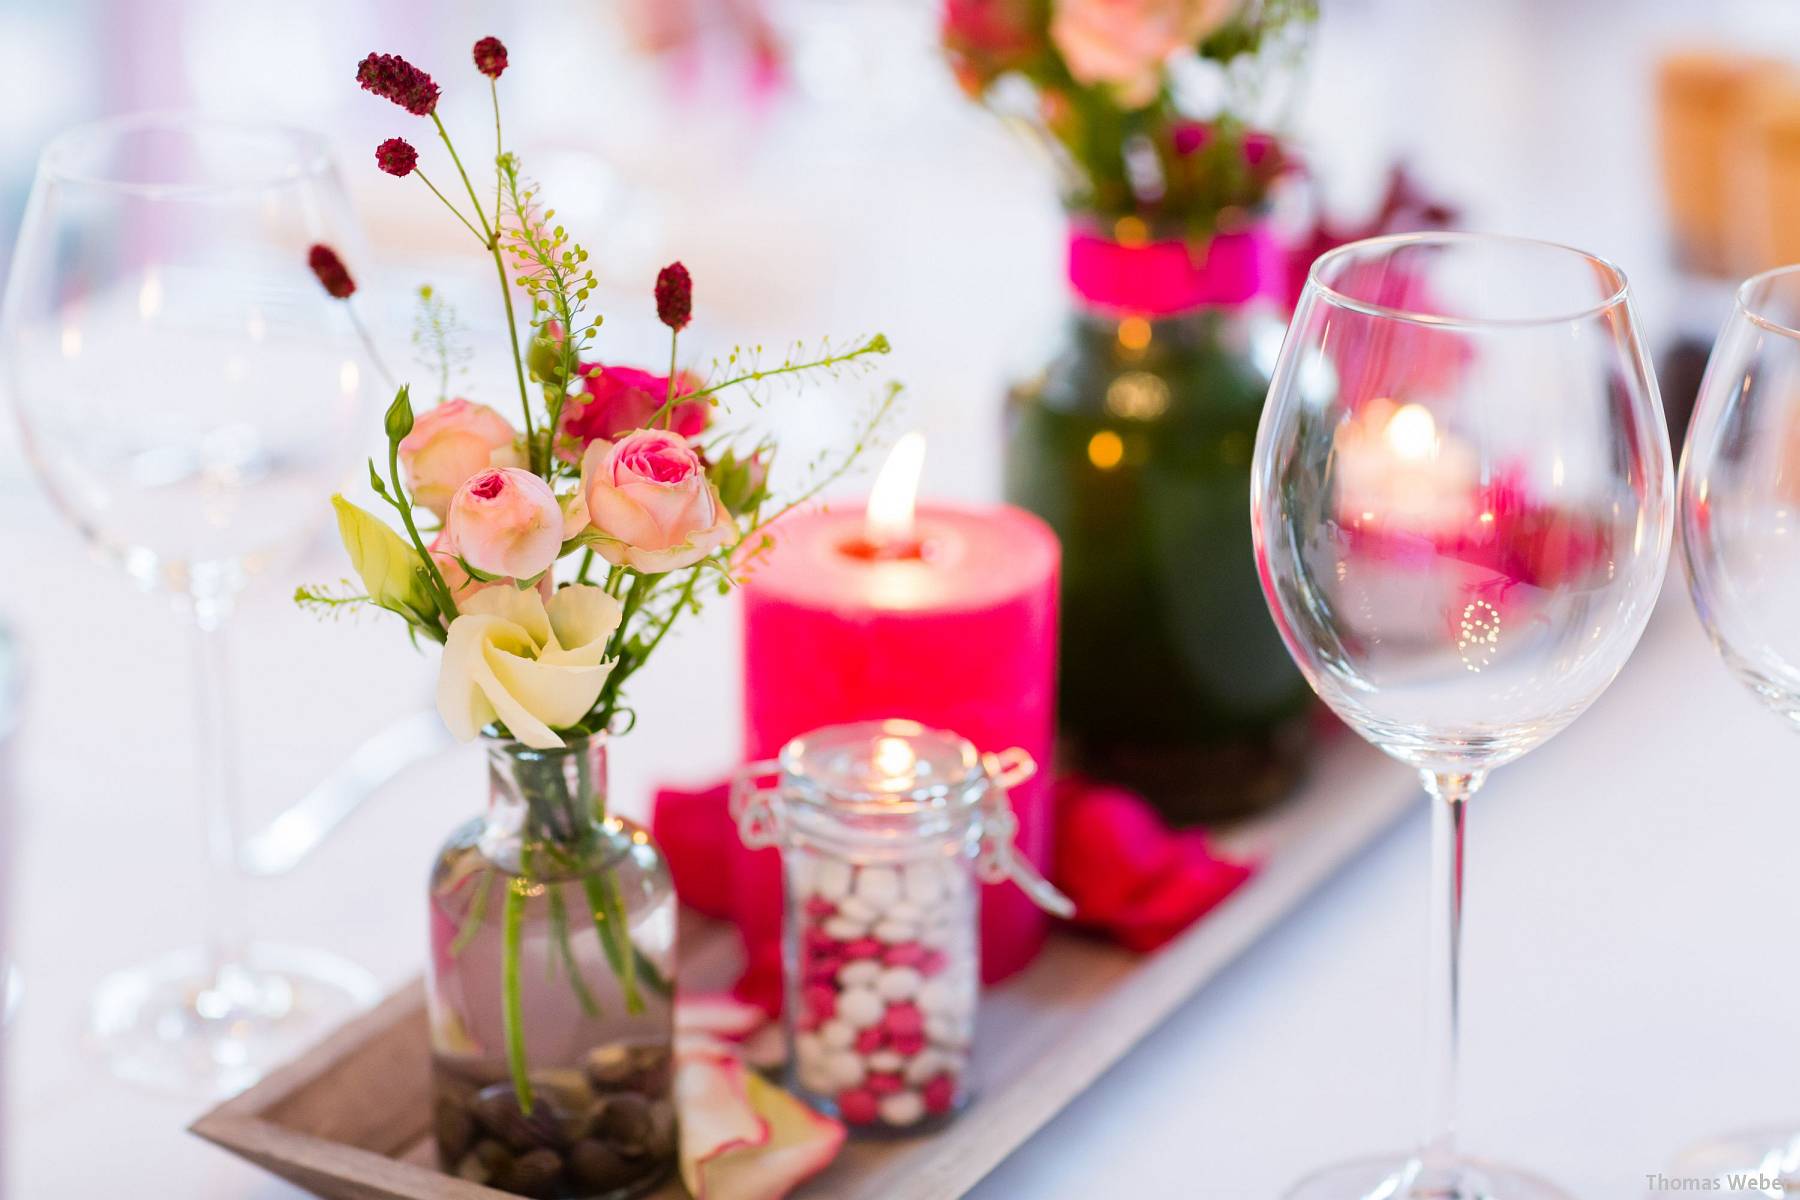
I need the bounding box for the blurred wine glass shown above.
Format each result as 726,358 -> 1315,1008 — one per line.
1252,232 -> 1672,1198
0,113 -> 379,1097
1673,264 -> 1800,1194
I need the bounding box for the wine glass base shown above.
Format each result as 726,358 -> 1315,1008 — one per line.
1283,1154 -> 1574,1200
1667,1129 -> 1800,1196
90,942 -> 380,1099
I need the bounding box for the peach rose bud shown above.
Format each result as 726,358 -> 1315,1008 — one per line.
447,466 -> 566,581
398,398 -> 524,517
579,429 -> 739,574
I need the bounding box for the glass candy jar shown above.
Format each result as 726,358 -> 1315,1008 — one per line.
732,720 -> 1071,1134
427,734 -> 679,1199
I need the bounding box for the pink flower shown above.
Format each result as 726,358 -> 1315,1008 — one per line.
580,430 -> 738,573
562,364 -> 709,447
446,467 -> 565,581
942,0 -> 1045,93
375,137 -> 417,177
431,528 -> 552,604
656,261 -> 693,332
307,244 -> 355,299
398,398 -> 524,517
355,52 -> 440,117
472,36 -> 508,79
1049,0 -> 1238,107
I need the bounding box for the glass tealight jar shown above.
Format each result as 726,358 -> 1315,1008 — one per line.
732,719 -> 1071,1134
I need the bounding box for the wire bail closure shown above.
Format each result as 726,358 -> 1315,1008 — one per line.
729,736 -> 1073,919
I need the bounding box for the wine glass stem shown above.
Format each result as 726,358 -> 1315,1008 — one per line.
1422,769 -> 1482,1176
189,595 -> 248,987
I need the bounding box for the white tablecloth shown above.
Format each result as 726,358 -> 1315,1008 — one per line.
6,1 -> 1800,1196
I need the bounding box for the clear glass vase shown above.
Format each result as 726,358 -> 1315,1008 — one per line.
1005,260 -> 1316,823
427,734 -> 678,1199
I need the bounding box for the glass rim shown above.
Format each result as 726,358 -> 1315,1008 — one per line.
1734,262 -> 1800,342
36,110 -> 334,198
1305,230 -> 1633,330
778,718 -> 985,815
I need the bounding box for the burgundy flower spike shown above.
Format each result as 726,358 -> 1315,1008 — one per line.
473,37 -> 508,79
356,52 -> 439,117
655,262 -> 692,332
375,137 -> 418,177
308,244 -> 356,299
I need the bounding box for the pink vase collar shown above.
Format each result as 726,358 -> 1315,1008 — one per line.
1067,222 -> 1282,317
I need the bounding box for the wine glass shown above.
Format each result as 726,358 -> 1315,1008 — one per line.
0,113 -> 380,1096
1251,231 -> 1673,1198
1672,264 -> 1800,1192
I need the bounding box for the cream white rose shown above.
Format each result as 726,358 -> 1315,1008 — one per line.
436,584 -> 623,749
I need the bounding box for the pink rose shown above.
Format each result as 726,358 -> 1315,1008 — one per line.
446,467 -> 565,581
579,430 -> 738,573
942,0 -> 1045,93
1049,0 -> 1238,107
398,398 -> 524,517
562,363 -> 709,449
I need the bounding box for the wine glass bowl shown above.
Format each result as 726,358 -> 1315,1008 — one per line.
1252,232 -> 1674,1199
4,113 -> 366,600
1681,265 -> 1800,725
1672,265 -> 1800,1190
1255,233 -> 1671,777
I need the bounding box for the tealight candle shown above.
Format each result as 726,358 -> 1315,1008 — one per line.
738,436 -> 1061,986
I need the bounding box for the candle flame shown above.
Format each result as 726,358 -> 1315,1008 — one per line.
866,431 -> 926,546
873,736 -> 917,783
138,269 -> 163,321
1383,402 -> 1437,461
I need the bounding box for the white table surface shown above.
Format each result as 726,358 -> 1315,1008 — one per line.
5,2 -> 1800,1197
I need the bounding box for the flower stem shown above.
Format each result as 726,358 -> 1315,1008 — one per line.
548,886 -> 600,1017
658,329 -> 681,429
683,335 -> 890,408
603,568 -> 698,707
582,872 -> 643,1015
387,440 -> 459,623
502,876 -> 533,1113
489,79 -> 504,235
449,872 -> 491,957
413,169 -> 485,245
345,301 -> 398,392
431,112 -> 536,473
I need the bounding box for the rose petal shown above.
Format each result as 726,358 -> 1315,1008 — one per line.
542,583 -> 623,665
693,1072 -> 845,1200
677,1053 -> 770,1196
677,993 -> 770,1041
462,584 -> 552,648
481,643 -> 611,733
435,614 -> 530,741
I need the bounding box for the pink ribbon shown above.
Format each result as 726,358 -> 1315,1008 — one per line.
1067,224 -> 1282,316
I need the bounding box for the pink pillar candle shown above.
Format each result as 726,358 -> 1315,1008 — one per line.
740,502 -> 1060,985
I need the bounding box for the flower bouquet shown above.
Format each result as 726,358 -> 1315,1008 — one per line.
302,39 -> 891,1198
943,0 -> 1321,822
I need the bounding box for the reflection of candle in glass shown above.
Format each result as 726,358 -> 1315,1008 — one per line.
1334,397 -> 1480,535
871,734 -> 918,787
739,437 -> 1061,986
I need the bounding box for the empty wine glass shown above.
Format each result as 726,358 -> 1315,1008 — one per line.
1251,232 -> 1673,1199
1672,264 -> 1800,1193
0,113 -> 380,1096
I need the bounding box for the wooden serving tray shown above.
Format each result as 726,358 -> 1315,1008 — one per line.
191,737 -> 1414,1200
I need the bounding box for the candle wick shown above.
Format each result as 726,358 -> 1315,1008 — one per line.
840,532 -> 928,562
